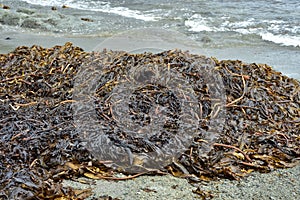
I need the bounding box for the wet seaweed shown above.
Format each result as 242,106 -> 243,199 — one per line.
0,43 -> 299,199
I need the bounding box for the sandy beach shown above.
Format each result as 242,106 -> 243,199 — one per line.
63,165 -> 300,200
0,31 -> 299,199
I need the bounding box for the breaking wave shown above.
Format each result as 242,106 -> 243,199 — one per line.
20,0 -> 159,21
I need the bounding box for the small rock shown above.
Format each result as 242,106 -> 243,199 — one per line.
2,5 -> 10,9
81,18 -> 94,22
201,36 -> 212,43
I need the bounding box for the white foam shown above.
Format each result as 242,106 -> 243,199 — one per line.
220,18 -> 300,47
20,0 -> 158,21
21,0 -> 67,7
184,14 -> 213,32
88,4 -> 158,22
185,17 -> 259,33
229,18 -> 256,28
260,32 -> 300,47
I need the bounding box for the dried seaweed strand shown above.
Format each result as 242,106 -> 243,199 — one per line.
0,72 -> 41,83
226,75 -> 246,107
95,170 -> 167,180
213,143 -> 252,162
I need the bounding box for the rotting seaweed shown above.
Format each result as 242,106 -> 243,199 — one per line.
0,43 -> 299,199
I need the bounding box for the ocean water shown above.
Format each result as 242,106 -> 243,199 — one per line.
0,0 -> 299,78
0,0 -> 299,47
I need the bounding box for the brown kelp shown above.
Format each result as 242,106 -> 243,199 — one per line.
0,43 -> 299,199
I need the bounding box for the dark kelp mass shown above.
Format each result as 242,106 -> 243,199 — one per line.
0,43 -> 299,199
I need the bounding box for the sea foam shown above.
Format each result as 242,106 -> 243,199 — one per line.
20,0 -> 158,21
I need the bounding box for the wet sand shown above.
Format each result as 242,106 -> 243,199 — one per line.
0,31 -> 105,54
1,31 -> 299,80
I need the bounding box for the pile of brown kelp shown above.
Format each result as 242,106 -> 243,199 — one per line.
0,43 -> 299,199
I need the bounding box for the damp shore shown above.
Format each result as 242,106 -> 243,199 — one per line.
0,31 -> 299,80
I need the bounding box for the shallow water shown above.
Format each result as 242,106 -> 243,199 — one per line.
1,0 -> 299,47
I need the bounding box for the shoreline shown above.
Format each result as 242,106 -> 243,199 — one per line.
1,31 -> 299,80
